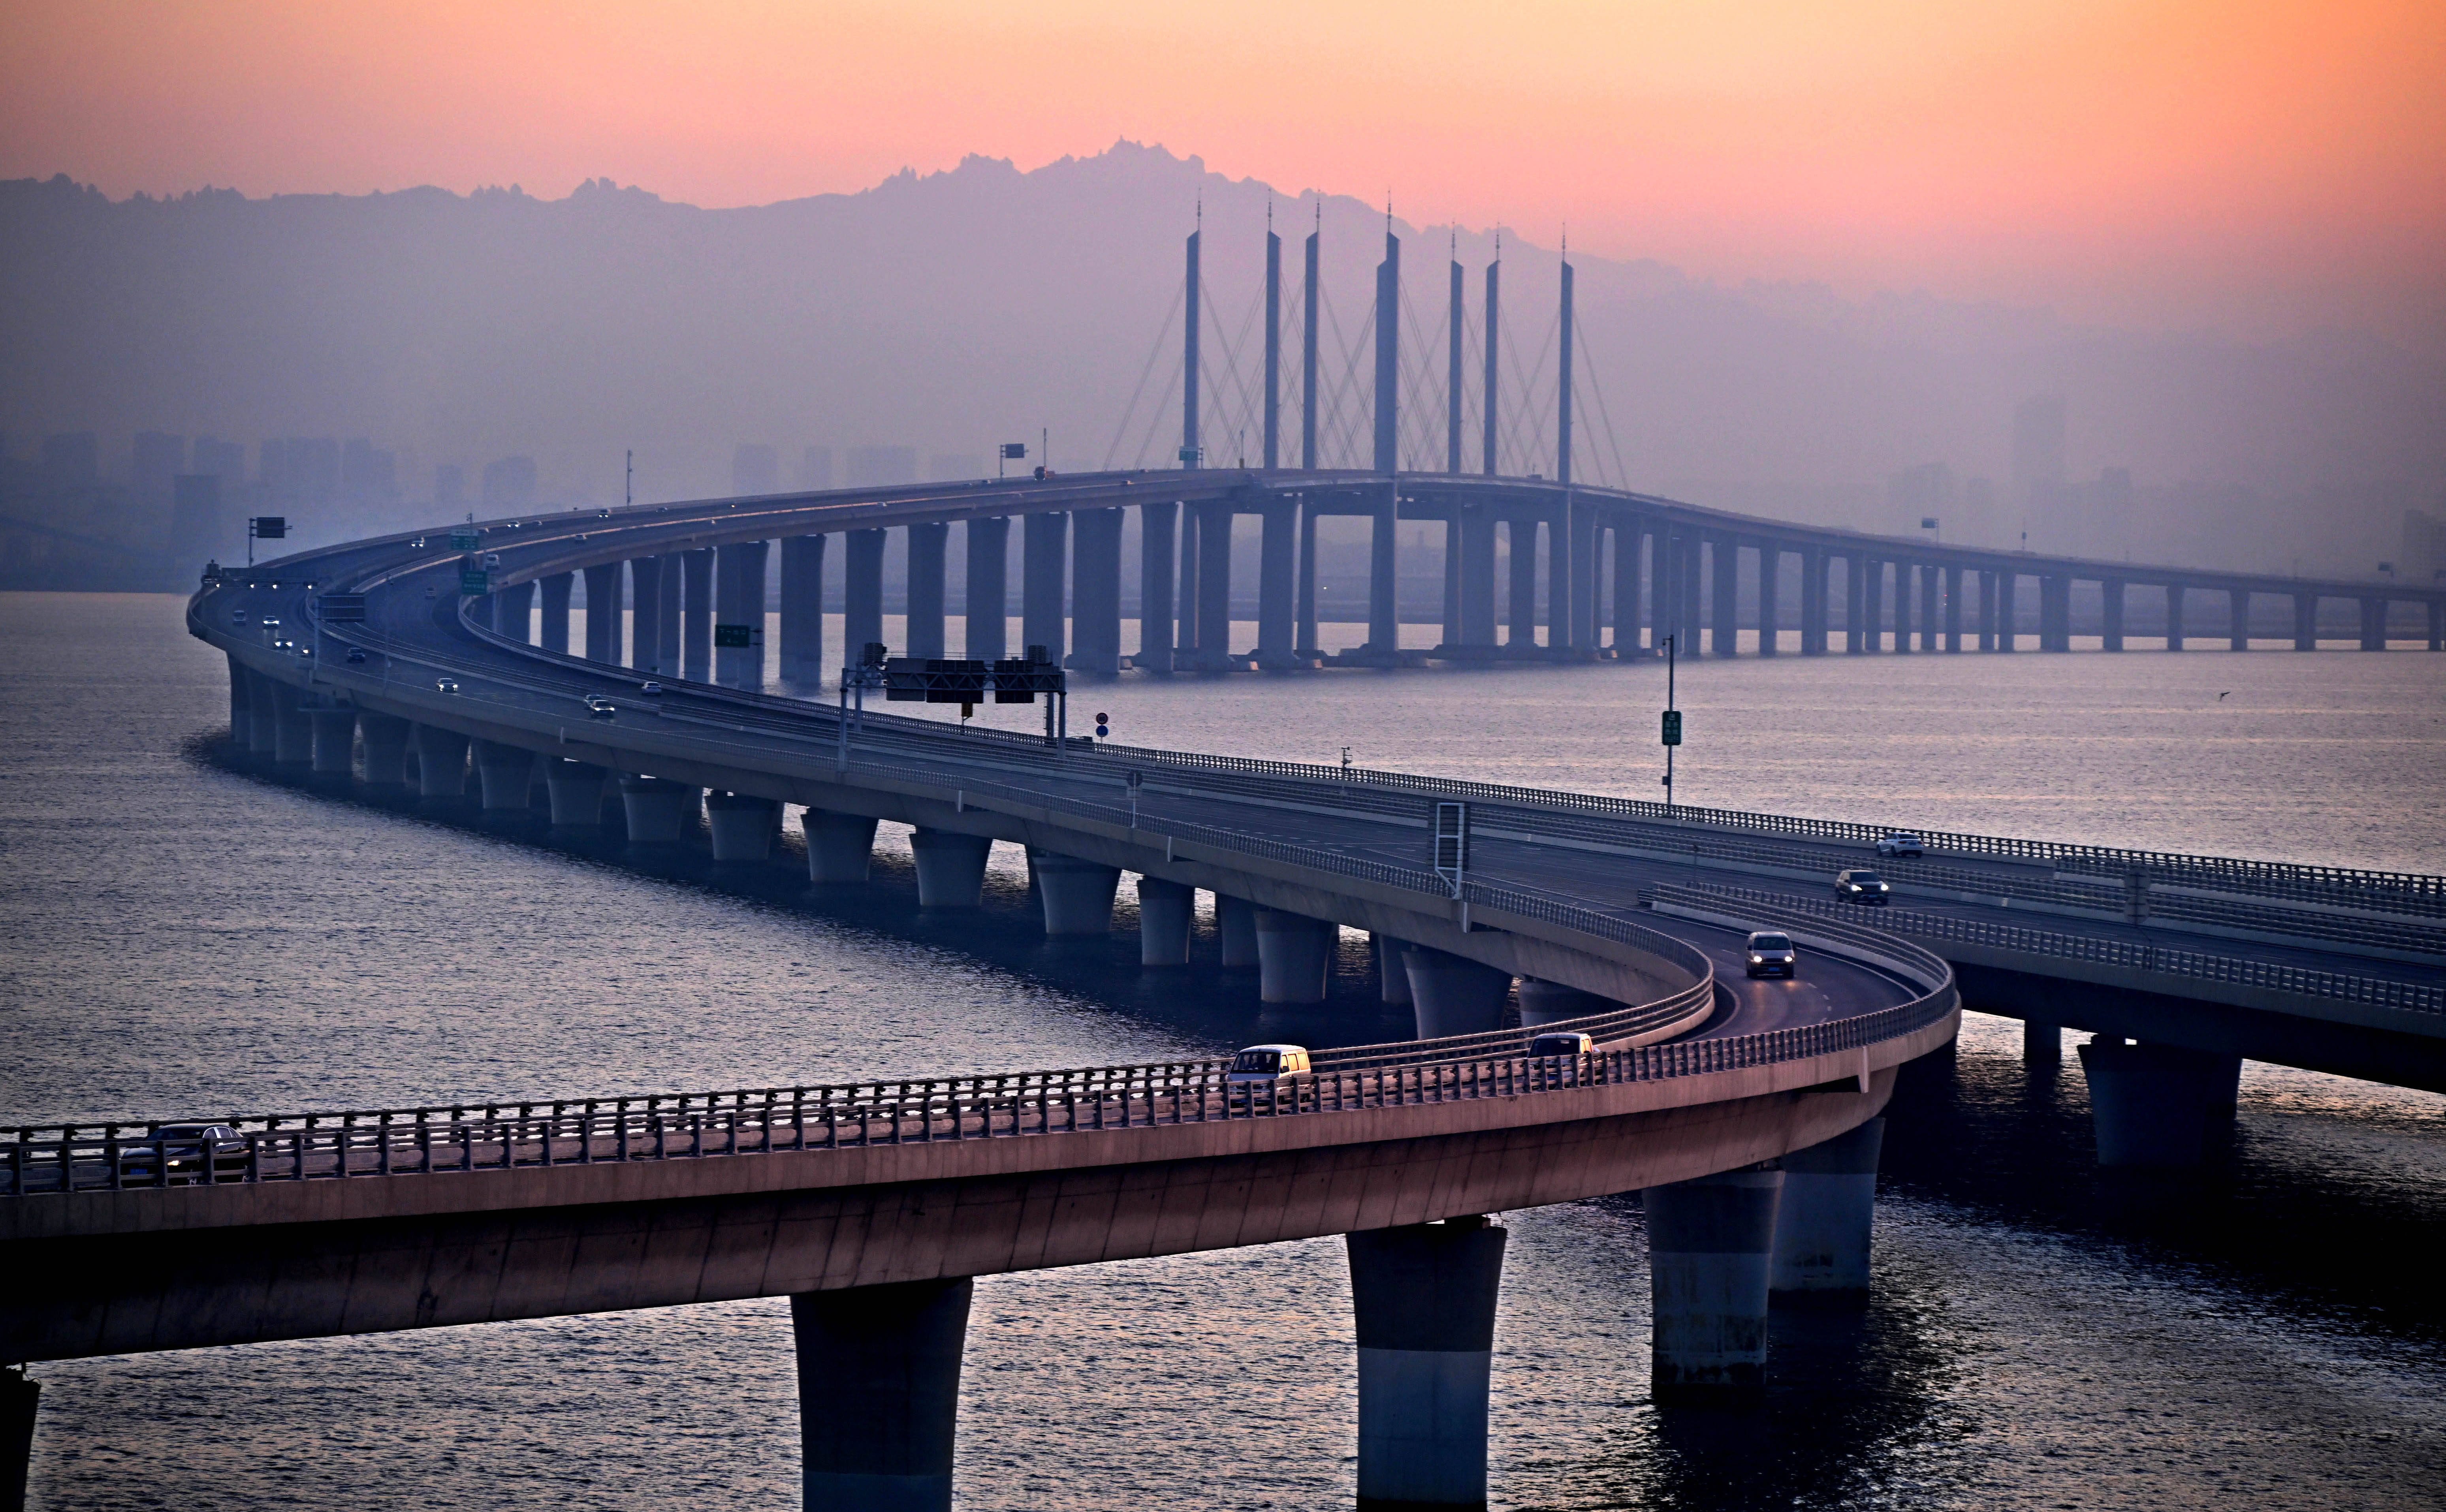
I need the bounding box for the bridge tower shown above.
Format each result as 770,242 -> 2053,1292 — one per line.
1183,214 -> 1200,469
1263,215 -> 1280,470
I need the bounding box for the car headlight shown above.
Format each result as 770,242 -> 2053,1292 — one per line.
1748,953 -> 1763,962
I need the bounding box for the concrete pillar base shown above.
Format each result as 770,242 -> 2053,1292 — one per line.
910,829 -> 992,908
412,726 -> 470,799
792,1279 -> 970,1512
1,1364 -> 34,1512
1402,948 -> 1512,1039
357,714 -> 411,786
1374,934 -> 1413,1004
2023,1020 -> 2062,1064
1255,910 -> 1335,1003
1771,1118 -> 1882,1301
472,739 -> 537,812
1516,977 -> 1599,1027
271,685 -> 314,765
1136,876 -> 1193,965
619,776 -> 698,845
544,760 -> 607,824
2076,1039 -> 2240,1168
1347,1219 -> 1506,1507
804,810 -> 880,884
1642,1166 -> 1784,1402
705,793 -> 779,861
1032,848 -> 1121,935
309,710 -> 357,775
1217,894 -> 1259,967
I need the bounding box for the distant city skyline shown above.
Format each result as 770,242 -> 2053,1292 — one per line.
3,1 -> 2440,352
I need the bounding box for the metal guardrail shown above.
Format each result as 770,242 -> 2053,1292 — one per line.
1645,881 -> 2445,1018
4,969 -> 1953,1197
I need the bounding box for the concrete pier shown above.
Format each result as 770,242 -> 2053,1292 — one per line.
792,1278 -> 971,1512
1347,1219 -> 1507,1508
309,709 -> 357,775
412,726 -> 469,798
472,739 -> 536,811
2,1364 -> 35,1512
2023,1021 -> 2062,1063
803,809 -> 879,883
844,529 -> 885,658
1374,934 -> 1413,1005
681,548 -> 714,681
965,518 -> 1009,665
2102,578 -> 2126,651
1506,520 -> 1537,649
1516,977 -> 1599,1027
1136,503 -> 1175,673
1254,910 -> 1334,1003
538,572 -> 572,654
1769,1118 -> 1883,1301
1031,848 -> 1120,935
1023,513 -> 1068,665
715,540 -> 768,689
2077,1038 -> 2241,1167
1136,876 -> 1194,965
1641,1166 -> 1785,1401
779,535 -> 825,687
543,759 -> 607,824
618,775 -> 697,845
905,523 -> 948,660
705,792 -> 778,861
2165,582 -> 2187,651
357,714 -> 411,786
241,670 -> 279,756
1257,501 -> 1296,666
271,683 -> 313,765
628,559 -> 662,671
909,829 -> 992,908
1402,948 -> 1512,1038
1069,508 -> 1124,675
1217,893 -> 1259,967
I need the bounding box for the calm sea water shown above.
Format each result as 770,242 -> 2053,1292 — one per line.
4,592 -> 2440,1511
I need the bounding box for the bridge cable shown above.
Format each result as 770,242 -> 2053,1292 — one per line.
1101,279 -> 1185,469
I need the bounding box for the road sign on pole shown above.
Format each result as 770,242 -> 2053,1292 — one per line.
1434,801 -> 1469,896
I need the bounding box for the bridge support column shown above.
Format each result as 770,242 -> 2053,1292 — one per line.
1800,549 -> 1827,655
1709,535 -> 1739,656
779,536 -> 825,687
1843,555 -> 1866,653
2076,1038 -> 2241,1168
2102,578 -> 2125,650
357,713 -> 411,786
1295,498 -> 1321,657
1216,894 -> 1259,967
2023,1020 -> 2061,1063
628,559 -> 662,671
803,810 -> 878,883
1944,566 -> 1964,651
706,793 -> 778,861
1195,503 -> 1232,668
1612,518 -> 1644,653
1755,542 -> 1780,656
496,578 -> 536,642
271,683 -> 313,764
539,572 -> 573,654
1503,518 -> 1539,651
472,739 -> 535,812
412,726 -> 469,799
1136,876 -> 1193,965
3,1364 -> 35,1512
1891,562 -> 1914,653
681,548 -> 714,680
1254,910 -> 1334,1003
1374,935 -> 1413,1004
583,563 -> 623,664
910,829 -> 991,907
1770,1119 -> 1882,1302
1023,513 -> 1068,664
2293,592 -> 2316,650
544,759 -> 607,824
1996,571 -> 2019,651
905,523 -> 948,661
241,671 -> 278,756
2359,596 -> 2386,651
2164,583 -> 2186,651
843,530 -> 884,662
1347,1218 -> 1507,1508
1641,1165 -> 1784,1402
1257,500 -> 1296,666
2229,587 -> 2251,651
225,653 -> 250,739
309,709 -> 357,775
791,1278 -> 971,1512
1031,847 -> 1119,935
1135,503 -> 1174,672
618,775 -> 696,845
2429,598 -> 2444,651
1367,482 -> 1399,656
1517,978 -> 1599,1027
2039,574 -> 2070,651
1067,508 -> 1122,674
1402,947 -> 1511,1038
1453,507 -> 1496,652
965,518 -> 1009,664
1919,562 -> 1940,651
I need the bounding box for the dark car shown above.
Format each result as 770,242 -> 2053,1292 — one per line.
345,647 -> 368,664
1744,931 -> 1798,978
118,1123 -> 249,1183
1836,869 -> 1891,905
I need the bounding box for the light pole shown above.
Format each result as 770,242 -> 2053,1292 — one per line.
1660,633 -> 1680,809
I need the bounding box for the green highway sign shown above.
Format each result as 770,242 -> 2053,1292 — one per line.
713,623 -> 755,649
459,569 -> 489,595
1661,709 -> 1683,747
449,529 -> 480,551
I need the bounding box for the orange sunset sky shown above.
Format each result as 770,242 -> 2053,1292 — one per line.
4,0 -> 2442,348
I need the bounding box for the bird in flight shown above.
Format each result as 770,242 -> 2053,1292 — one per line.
2218,691 -> 2232,700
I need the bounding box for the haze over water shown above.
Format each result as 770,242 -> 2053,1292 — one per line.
4,594 -> 2440,1510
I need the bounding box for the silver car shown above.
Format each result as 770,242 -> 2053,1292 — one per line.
1874,832 -> 1926,859
118,1123 -> 249,1183
1744,931 -> 1799,978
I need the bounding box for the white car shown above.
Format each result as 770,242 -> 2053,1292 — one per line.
1225,1044 -> 1311,1085
1874,832 -> 1926,859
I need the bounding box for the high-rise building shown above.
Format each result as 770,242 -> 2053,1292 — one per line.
191,437 -> 246,487
796,446 -> 834,491
169,474 -> 230,575
132,432 -> 186,508
481,456 -> 537,506
846,446 -> 917,488
732,443 -> 779,496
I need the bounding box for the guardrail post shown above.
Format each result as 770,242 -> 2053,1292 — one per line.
792,1278 -> 971,1512
1346,1217 -> 1507,1506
